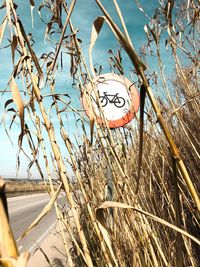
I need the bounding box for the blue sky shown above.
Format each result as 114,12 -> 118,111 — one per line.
0,0 -> 170,179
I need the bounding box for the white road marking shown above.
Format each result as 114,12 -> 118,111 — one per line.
7,193 -> 49,202
8,194 -> 64,214
28,222 -> 56,253
9,198 -> 51,214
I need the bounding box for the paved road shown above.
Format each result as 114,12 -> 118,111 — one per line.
7,193 -> 62,253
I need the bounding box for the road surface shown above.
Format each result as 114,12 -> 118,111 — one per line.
7,193 -> 63,253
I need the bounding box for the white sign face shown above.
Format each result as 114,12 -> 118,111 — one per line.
82,73 -> 140,128
91,79 -> 131,121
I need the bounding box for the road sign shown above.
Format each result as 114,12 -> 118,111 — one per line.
82,73 -> 140,128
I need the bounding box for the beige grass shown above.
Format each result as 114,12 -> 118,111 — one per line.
0,1 -> 199,267
5,180 -> 47,195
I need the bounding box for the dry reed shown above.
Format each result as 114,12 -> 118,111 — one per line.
0,1 -> 199,266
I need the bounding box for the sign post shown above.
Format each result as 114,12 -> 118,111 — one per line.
82,73 -> 140,211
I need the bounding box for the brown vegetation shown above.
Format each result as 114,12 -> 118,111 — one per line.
0,1 -> 199,267
4,179 -> 47,197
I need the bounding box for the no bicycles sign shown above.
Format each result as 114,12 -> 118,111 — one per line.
82,73 -> 140,129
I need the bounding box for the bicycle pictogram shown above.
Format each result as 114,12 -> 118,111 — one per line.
99,92 -> 125,108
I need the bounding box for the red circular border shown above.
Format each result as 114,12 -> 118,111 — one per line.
82,73 -> 140,128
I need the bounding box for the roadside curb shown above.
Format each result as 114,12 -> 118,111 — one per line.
26,222 -> 67,267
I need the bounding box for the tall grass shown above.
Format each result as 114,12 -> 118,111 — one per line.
0,0 -> 199,266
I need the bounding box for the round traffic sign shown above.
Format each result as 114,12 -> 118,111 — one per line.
82,73 -> 140,128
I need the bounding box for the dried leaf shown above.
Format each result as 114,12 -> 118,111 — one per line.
96,204 -> 118,266
30,0 -> 35,6
0,178 -> 19,259
135,0 -> 151,20
17,183 -> 62,241
7,108 -> 16,113
9,114 -> 17,129
89,16 -> 105,78
90,118 -> 94,146
11,35 -> 18,64
96,201 -> 200,246
49,0 -> 76,72
0,16 -> 8,45
136,83 -> 146,194
10,76 -> 24,147
18,19 -> 44,80
91,5 -> 146,73
4,99 -> 13,109
30,2 -> 35,28
6,0 -> 12,32
144,24 -> 149,35
0,3 -> 6,9
0,252 -> 29,267
38,4 -> 45,18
